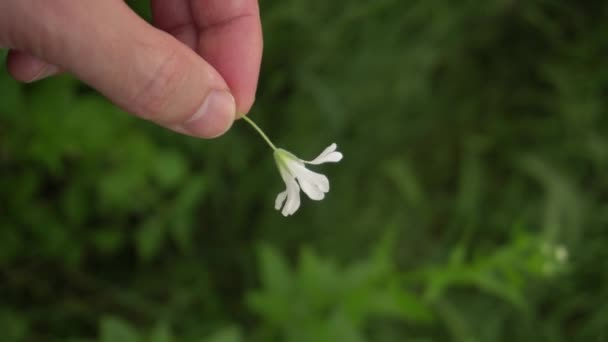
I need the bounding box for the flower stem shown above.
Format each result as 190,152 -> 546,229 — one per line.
241,115 -> 277,150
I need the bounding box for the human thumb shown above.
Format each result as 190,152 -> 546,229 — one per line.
2,0 -> 235,138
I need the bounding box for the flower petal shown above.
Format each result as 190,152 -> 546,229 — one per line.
275,191 -> 287,210
283,180 -> 301,216
285,158 -> 330,198
277,164 -> 301,216
299,180 -> 325,201
306,143 -> 343,165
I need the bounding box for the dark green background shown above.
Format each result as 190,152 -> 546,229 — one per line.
1,1 -> 607,341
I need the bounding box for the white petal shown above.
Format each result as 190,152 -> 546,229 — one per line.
275,191 -> 287,210
285,158 -> 330,199
306,143 -> 343,165
296,164 -> 330,192
299,180 -> 325,201
283,180 -> 301,216
277,164 -> 301,216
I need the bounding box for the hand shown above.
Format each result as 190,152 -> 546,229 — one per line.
0,0 -> 263,138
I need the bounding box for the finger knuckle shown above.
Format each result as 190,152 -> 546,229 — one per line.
131,45 -> 189,123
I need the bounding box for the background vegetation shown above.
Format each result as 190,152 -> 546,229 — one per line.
1,1 -> 607,341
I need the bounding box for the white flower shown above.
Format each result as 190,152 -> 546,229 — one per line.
240,115 -> 343,216
273,143 -> 343,216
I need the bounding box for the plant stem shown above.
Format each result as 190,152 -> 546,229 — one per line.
242,115 -> 277,150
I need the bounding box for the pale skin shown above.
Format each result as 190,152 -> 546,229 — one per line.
0,0 -> 263,138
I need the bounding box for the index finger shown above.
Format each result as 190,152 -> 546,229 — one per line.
190,0 -> 263,116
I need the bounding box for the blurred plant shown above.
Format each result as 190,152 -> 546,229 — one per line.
247,235 -> 431,342
2,0 -> 608,341
245,232 -> 566,342
97,316 -> 242,342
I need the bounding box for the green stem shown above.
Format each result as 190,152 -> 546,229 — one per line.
241,115 -> 277,150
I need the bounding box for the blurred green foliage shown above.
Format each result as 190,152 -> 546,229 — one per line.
1,0 -> 608,341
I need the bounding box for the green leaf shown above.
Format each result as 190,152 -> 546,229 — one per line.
298,247 -> 339,300
367,286 -> 433,322
382,158 -> 425,207
324,311 -> 365,342
153,149 -> 188,189
136,217 -> 166,262
169,177 -> 207,252
257,244 -> 292,294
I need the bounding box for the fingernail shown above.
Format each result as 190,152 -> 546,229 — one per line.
181,90 -> 236,138
28,65 -> 60,83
